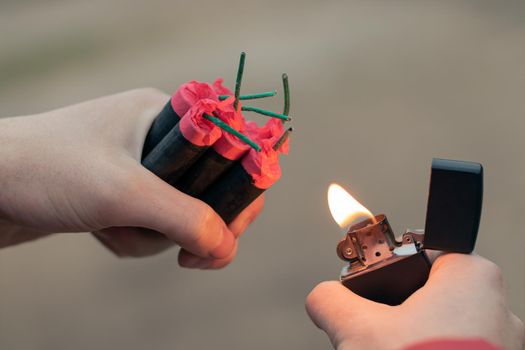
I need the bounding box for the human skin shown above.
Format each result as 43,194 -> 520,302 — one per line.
306,253 -> 525,350
0,88 -> 264,269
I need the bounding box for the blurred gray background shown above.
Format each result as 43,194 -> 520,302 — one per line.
1,1 -> 524,349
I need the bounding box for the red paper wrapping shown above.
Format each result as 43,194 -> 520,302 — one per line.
246,119 -> 289,154
212,78 -> 233,96
241,141 -> 282,189
171,78 -> 235,120
179,99 -> 222,146
212,97 -> 250,161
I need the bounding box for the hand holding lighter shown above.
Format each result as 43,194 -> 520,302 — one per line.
337,158 -> 483,305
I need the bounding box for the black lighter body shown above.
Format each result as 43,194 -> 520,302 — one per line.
337,158 -> 483,305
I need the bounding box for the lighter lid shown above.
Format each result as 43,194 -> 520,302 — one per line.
423,158 -> 483,253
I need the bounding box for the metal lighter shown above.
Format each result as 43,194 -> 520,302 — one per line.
337,158 -> 483,305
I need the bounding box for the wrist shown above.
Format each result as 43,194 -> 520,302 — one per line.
0,116 -> 30,221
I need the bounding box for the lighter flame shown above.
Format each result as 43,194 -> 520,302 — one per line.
327,183 -> 374,228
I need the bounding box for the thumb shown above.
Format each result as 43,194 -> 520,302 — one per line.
111,164 -> 235,259
306,281 -> 382,336
427,253 -> 497,287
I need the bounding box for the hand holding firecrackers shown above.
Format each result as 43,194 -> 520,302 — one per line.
0,88 -> 252,262
142,52 -> 293,224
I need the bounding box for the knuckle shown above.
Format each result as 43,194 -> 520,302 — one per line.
478,258 -> 504,284
436,254 -> 505,288
132,87 -> 168,101
182,203 -> 218,246
212,256 -> 235,270
193,203 -> 217,232
306,281 -> 334,308
305,281 -> 341,326
433,252 -> 464,269
252,195 -> 265,215
118,88 -> 169,117
305,291 -> 318,313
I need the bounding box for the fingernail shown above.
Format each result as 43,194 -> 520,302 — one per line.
210,227 -> 235,259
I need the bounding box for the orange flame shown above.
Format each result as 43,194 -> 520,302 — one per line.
327,183 -> 374,228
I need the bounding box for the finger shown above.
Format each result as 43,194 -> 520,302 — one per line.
0,219 -> 52,248
93,227 -> 175,257
228,195 -> 265,238
305,281 -> 382,335
64,88 -> 169,160
111,164 -> 236,260
429,253 -> 502,286
178,240 -> 238,269
409,253 -> 505,307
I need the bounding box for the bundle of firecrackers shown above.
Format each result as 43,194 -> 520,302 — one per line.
141,53 -> 292,224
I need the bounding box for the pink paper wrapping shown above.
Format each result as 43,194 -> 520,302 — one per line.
245,119 -> 289,154
179,99 -> 222,147
170,78 -> 234,119
241,140 -> 282,189
212,97 -> 250,161
171,81 -> 218,118
212,78 -> 233,96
